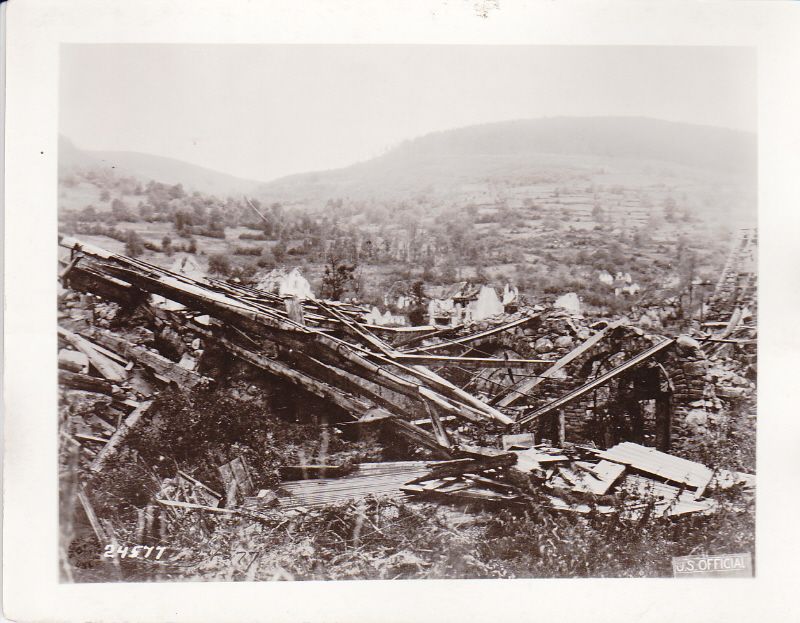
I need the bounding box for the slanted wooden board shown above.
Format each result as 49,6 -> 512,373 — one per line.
58,327 -> 127,383
556,460 -> 626,495
89,400 -> 154,473
403,314 -> 540,354
493,321 -> 621,407
92,331 -> 210,389
219,456 -> 255,507
518,338 -> 676,425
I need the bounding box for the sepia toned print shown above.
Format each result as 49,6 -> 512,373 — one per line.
56,44 -> 756,582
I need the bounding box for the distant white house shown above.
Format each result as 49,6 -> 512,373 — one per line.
426,282 -> 512,325
256,267 -> 315,300
363,306 -> 407,327
598,270 -> 614,286
554,292 -> 581,315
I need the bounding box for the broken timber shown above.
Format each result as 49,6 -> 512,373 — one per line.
58,369 -> 116,395
493,320 -> 622,407
402,314 -> 540,354
59,237 -> 523,464
518,338 -> 676,425
91,330 -> 210,388
110,258 -> 505,423
58,327 -> 127,382
90,400 -> 154,473
393,354 -> 553,368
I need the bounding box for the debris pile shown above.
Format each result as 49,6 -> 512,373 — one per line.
57,235 -> 756,579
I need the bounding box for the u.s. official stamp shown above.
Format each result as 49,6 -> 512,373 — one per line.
672,553 -> 753,578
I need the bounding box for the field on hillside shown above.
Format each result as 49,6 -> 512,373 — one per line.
57,153 -> 744,323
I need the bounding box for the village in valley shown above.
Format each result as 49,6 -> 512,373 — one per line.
57,117 -> 757,581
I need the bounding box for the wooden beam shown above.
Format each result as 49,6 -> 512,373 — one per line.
518,338 -> 676,426
90,400 -> 154,473
493,320 -> 622,408
393,354 -> 552,368
58,369 -> 115,395
91,331 -> 210,389
402,314 -> 540,354
77,486 -> 108,543
58,327 -> 127,383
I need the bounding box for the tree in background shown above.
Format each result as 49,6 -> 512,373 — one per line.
208,254 -> 232,277
272,240 -> 288,264
111,198 -> 133,221
162,235 -> 173,256
124,231 -> 144,258
321,257 -> 357,300
321,236 -> 359,300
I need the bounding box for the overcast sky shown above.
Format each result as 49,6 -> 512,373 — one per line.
60,45 -> 756,183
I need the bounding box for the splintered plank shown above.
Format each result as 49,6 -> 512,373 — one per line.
89,400 -> 154,473
77,486 -> 108,543
518,338 -> 676,425
58,327 -> 127,383
555,460 -> 626,495
91,331 -> 210,389
58,369 -> 115,395
403,314 -> 540,354
493,320 -> 622,407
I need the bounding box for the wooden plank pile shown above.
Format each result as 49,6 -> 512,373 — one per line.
237,441 -> 748,520
58,236 -> 532,463
57,236 -> 750,528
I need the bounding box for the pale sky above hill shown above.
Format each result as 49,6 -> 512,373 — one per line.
60,45 -> 756,182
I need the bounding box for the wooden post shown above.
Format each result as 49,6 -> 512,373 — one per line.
557,410 -> 566,446
655,394 -> 673,451
631,400 -> 645,444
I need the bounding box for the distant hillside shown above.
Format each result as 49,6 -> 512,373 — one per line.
256,117 -> 756,202
59,136 -> 265,197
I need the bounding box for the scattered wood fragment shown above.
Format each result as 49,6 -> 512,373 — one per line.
91,331 -> 210,388
218,456 -> 255,507
89,400 -> 154,473
58,327 -> 128,383
77,486 -> 107,543
493,320 -> 621,407
58,369 -> 116,395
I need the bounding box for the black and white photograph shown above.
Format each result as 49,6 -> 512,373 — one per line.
55,43 -> 758,582
5,1 -> 800,620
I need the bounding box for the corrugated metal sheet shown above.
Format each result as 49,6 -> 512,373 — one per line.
598,442 -> 714,492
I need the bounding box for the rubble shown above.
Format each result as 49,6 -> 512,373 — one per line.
57,235 -> 756,581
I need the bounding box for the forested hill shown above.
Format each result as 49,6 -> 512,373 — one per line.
59,136 -> 264,197
255,117 -> 756,202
